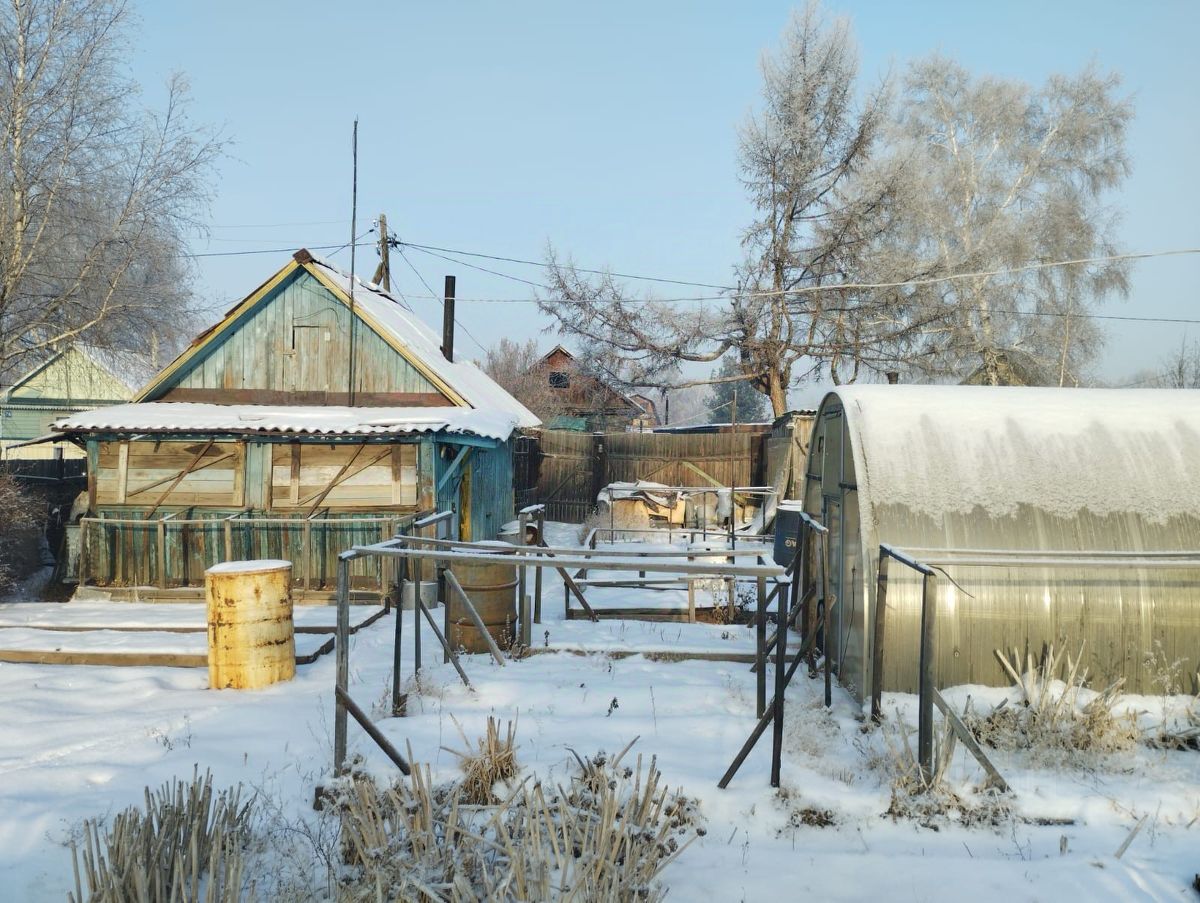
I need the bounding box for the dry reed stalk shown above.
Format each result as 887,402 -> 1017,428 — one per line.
68,769 -> 253,903
333,732 -> 702,902
970,643 -> 1138,758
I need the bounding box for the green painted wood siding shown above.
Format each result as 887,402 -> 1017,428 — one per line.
160,270 -> 447,401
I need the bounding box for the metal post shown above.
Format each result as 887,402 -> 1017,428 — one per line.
870,554 -> 890,723
517,511 -> 530,646
392,550 -> 407,716
770,582 -> 790,788
534,510 -> 545,623
822,533 -> 832,709
917,572 -> 937,781
756,575 -> 766,718
414,561 -> 422,678
334,554 -> 351,773
438,562 -> 448,664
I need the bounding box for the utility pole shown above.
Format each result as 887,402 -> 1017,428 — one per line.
373,212 -> 392,291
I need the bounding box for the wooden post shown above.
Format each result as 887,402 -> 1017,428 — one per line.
223,520 -> 233,561
917,572 -> 937,781
756,576 -> 767,718
334,554 -> 351,773
770,582 -> 790,788
870,554 -> 890,723
303,520 -> 313,592
156,519 -> 167,589
687,578 -> 696,623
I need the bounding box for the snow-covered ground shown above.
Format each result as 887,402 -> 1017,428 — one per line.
0,529 -> 1196,900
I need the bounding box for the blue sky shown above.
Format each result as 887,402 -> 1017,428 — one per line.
132,1 -> 1200,398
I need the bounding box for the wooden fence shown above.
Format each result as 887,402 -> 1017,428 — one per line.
78,512 -> 416,592
2,456 -> 87,483
516,428 -> 767,523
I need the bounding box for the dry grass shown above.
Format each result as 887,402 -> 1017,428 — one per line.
68,769 -> 254,903
879,716 -> 1012,829
333,735 -> 703,902
965,643 -> 1139,763
443,716 -> 520,804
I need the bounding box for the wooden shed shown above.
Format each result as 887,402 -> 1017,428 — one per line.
801,385 -> 1200,698
49,250 -> 538,596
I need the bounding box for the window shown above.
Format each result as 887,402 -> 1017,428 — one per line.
548,371 -> 570,389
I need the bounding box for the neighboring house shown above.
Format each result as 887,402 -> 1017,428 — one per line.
537,346 -> 658,431
0,346 -> 153,460
48,249 -> 539,595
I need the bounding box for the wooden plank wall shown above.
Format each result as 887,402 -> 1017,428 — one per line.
269,442 -> 417,509
525,429 -> 765,524
97,440 -> 243,508
159,270 -> 450,405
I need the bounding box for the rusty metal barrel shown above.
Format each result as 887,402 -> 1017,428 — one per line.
447,542 -> 518,653
206,559 -> 296,689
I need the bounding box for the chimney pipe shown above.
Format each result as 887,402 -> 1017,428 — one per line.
885,370 -> 899,384
442,275 -> 456,362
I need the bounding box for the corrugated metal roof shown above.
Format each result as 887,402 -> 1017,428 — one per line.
51,402 -> 519,441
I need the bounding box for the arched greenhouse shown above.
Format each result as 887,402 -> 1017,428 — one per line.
800,385 -> 1200,699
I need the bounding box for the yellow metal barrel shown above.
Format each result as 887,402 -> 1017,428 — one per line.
206,559 -> 296,689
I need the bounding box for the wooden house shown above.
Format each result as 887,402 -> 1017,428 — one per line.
48,249 -> 539,596
536,345 -> 656,431
1,345 -> 152,461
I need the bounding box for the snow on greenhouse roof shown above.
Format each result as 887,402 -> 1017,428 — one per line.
51,403 -> 520,442
828,385 -> 1200,524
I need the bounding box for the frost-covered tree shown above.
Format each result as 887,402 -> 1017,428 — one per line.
867,56 -> 1133,386
538,2 -> 895,416
0,0 -> 222,381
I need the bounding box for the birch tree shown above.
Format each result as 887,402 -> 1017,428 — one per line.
871,56 -> 1132,385
0,0 -> 221,382
539,2 -> 896,416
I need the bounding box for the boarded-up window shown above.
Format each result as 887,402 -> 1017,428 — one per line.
97,439 -> 244,507
270,442 -> 417,509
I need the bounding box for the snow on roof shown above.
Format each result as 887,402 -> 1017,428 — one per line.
51,402 -> 520,442
306,256 -> 539,429
829,385 -> 1200,524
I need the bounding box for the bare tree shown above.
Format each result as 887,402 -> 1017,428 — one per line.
539,2 -> 895,416
866,56 -> 1132,385
481,337 -> 562,421
0,472 -> 39,591
0,0 -> 222,382
1157,338 -> 1200,388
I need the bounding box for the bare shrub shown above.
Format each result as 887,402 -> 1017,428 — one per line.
443,716 -> 520,805
334,737 -> 703,902
68,769 -> 254,903
965,644 -> 1139,763
1142,643 -> 1200,749
0,473 -> 42,591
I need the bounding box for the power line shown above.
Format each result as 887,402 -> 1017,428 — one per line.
397,239 -> 732,290
393,244 -> 487,355
184,240 -> 373,259
365,245 -> 1200,326
404,243 -> 549,289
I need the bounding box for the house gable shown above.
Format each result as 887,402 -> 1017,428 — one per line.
142,265 -> 457,407
8,347 -> 133,405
